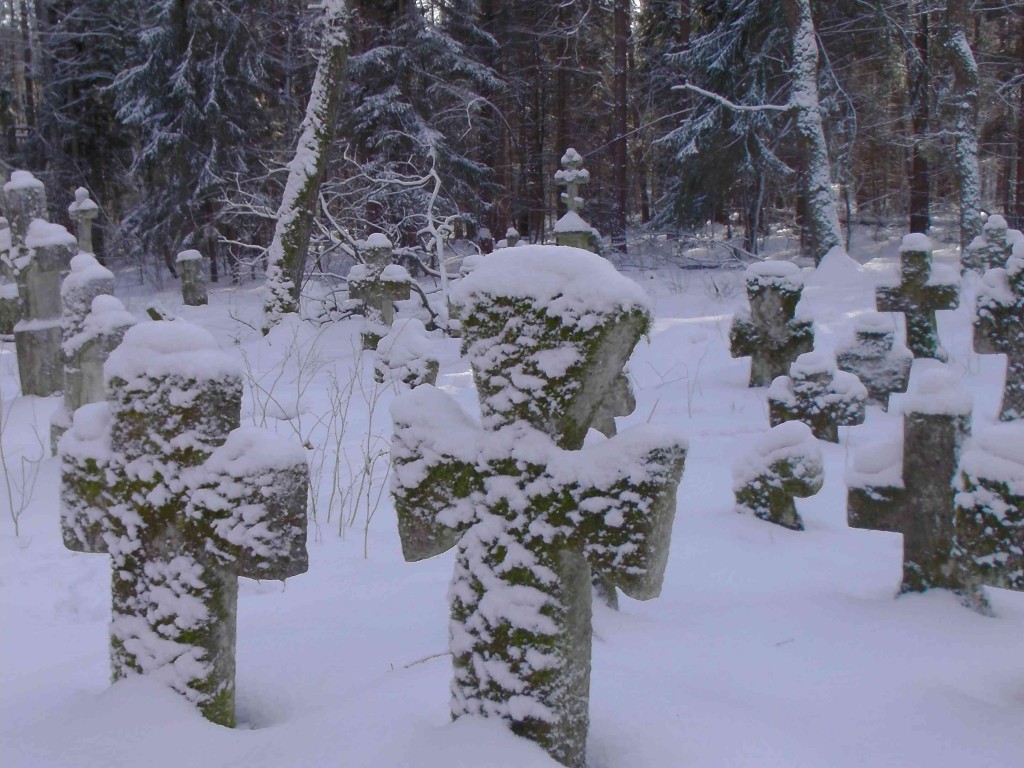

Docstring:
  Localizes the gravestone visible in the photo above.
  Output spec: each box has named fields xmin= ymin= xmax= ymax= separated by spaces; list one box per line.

xmin=347 ymin=234 xmax=412 ymax=349
xmin=733 ymin=421 xmax=824 ymax=530
xmin=505 ymin=227 xmax=521 ymax=247
xmin=374 ymin=317 xmax=439 ymax=388
xmin=67 ymin=187 xmax=98 ymax=254
xmin=835 ymin=312 xmax=912 ymax=411
xmin=50 ymin=253 xmax=128 ymax=449
xmin=391 ymin=245 xmax=686 ymax=768
xmin=767 ymin=351 xmax=867 ymax=443
xmin=974 ymin=252 xmax=1024 ymax=421
xmin=554 ymin=148 xmax=600 ymax=253
xmin=953 ymin=421 xmax=1024 ymax=614
xmin=0 ymin=216 xmax=17 ymax=334
xmin=4 ymin=171 xmax=76 ymax=396
xmin=847 ymin=366 xmax=972 ymax=594
xmin=60 ymin=320 xmax=309 ymax=726
xmin=177 ymin=249 xmax=209 ymax=306
xmin=729 ymin=261 xmax=814 ymax=387
xmin=478 ymin=227 xmax=494 ymax=254
xmin=875 ymin=234 xmax=959 ymax=361
xmin=962 ymin=214 xmax=1022 ymax=274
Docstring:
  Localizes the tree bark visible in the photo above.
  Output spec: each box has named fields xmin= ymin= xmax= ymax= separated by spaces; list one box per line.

xmin=611 ymin=0 xmax=629 ymax=247
xmin=908 ymin=6 xmax=931 ymax=234
xmin=943 ymin=0 xmax=981 ymax=251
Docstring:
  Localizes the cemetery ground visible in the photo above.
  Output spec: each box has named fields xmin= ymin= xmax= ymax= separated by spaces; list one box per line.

xmin=2 ymin=229 xmax=1023 ymax=767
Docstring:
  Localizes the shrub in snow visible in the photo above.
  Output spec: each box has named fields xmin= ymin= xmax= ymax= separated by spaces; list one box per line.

xmin=176 ymin=249 xmax=208 ymax=306
xmin=847 ymin=365 xmax=972 ymax=594
xmin=59 ymin=320 xmax=309 ymax=727
xmin=875 ymin=234 xmax=959 ymax=361
xmin=953 ymin=422 xmax=1024 ymax=614
xmin=67 ymin=186 xmax=98 ymax=254
xmin=974 ymin=252 xmax=1024 ymax=422
xmin=391 ymin=246 xmax=686 ymax=768
xmin=962 ymin=214 xmax=1023 ymax=274
xmin=374 ymin=317 xmax=439 ymax=388
xmin=767 ymin=351 xmax=866 ymax=443
xmin=729 ymin=261 xmax=814 ymax=387
xmin=835 ymin=313 xmax=912 ymax=411
xmin=347 ymin=234 xmax=412 ymax=349
xmin=733 ymin=421 xmax=823 ymax=530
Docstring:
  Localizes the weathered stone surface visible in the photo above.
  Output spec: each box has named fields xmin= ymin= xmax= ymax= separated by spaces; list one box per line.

xmin=554 ymin=148 xmax=600 ymax=254
xmin=60 ymin=321 xmax=309 ymax=726
xmin=374 ymin=317 xmax=439 ymax=388
xmin=591 ymin=371 xmax=636 ymax=439
xmin=952 ymin=422 xmax=1024 ymax=614
xmin=962 ymin=214 xmax=1023 ymax=274
xmin=974 ymin=251 xmax=1024 ymax=421
xmin=847 ymin=366 xmax=972 ymax=594
xmin=3 ymin=170 xmax=47 ymax=238
xmin=875 ymin=234 xmax=959 ymax=361
xmin=767 ymin=351 xmax=866 ymax=443
xmin=729 ymin=261 xmax=814 ymax=387
xmin=177 ymin=249 xmax=209 ymax=306
xmin=733 ymin=421 xmax=823 ymax=530
xmin=835 ymin=312 xmax=912 ymax=411
xmin=347 ymin=234 xmax=412 ymax=349
xmin=0 ymin=216 xmax=18 ymax=334
xmin=391 ymin=246 xmax=685 ymax=767
xmin=67 ymin=186 xmax=99 ymax=254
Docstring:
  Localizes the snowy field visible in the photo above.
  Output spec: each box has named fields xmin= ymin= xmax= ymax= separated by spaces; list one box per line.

xmin=2 ymin=233 xmax=1023 ymax=767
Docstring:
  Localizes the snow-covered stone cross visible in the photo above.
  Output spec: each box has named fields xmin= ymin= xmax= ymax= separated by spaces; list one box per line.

xmin=554 ymin=148 xmax=599 ymax=253
xmin=875 ymin=234 xmax=959 ymax=361
xmin=767 ymin=351 xmax=866 ymax=443
xmin=835 ymin=313 xmax=912 ymax=411
xmin=391 ymin=246 xmax=686 ymax=768
xmin=733 ymin=421 xmax=823 ymax=530
xmin=60 ymin=320 xmax=309 ymax=727
xmin=847 ymin=366 xmax=971 ymax=594
xmin=347 ymin=234 xmax=412 ymax=349
xmin=67 ymin=186 xmax=99 ymax=254
xmin=729 ymin=261 xmax=814 ymax=387
xmin=962 ymin=214 xmax=1022 ymax=274
xmin=176 ymin=249 xmax=209 ymax=306
xmin=974 ymin=251 xmax=1024 ymax=422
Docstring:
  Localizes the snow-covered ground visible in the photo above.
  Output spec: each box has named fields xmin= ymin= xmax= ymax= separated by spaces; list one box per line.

xmin=2 ymin=233 xmax=1022 ymax=767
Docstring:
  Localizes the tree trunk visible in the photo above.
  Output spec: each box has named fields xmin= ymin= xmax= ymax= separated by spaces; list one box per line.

xmin=611 ymin=0 xmax=629 ymax=247
xmin=943 ymin=0 xmax=981 ymax=251
xmin=908 ymin=6 xmax=931 ymax=234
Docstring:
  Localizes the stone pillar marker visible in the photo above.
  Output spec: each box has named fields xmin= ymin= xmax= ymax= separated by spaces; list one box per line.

xmin=835 ymin=312 xmax=912 ymax=411
xmin=733 ymin=421 xmax=824 ymax=530
xmin=373 ymin=317 xmax=440 ymax=388
xmin=347 ymin=234 xmax=412 ymax=349
xmin=67 ymin=187 xmax=98 ymax=254
xmin=391 ymin=247 xmax=686 ymax=768
xmin=505 ymin=227 xmax=520 ymax=247
xmin=0 ymin=215 xmax=18 ymax=334
xmin=974 ymin=251 xmax=1024 ymax=421
xmin=60 ymin=320 xmax=309 ymax=726
xmin=554 ymin=148 xmax=599 ymax=253
xmin=176 ymin=249 xmax=209 ymax=306
xmin=847 ymin=365 xmax=972 ymax=595
xmin=729 ymin=261 xmax=814 ymax=387
xmin=962 ymin=214 xmax=1022 ymax=274
xmin=4 ymin=170 xmax=77 ymax=396
xmin=767 ymin=351 xmax=867 ymax=443
xmin=875 ymin=234 xmax=959 ymax=361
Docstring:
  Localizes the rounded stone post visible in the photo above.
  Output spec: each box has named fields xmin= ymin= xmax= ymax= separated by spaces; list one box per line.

xmin=67 ymin=187 xmax=99 ymax=254
xmin=177 ymin=249 xmax=209 ymax=306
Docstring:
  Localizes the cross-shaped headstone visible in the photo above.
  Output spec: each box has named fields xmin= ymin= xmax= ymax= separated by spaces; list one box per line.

xmin=953 ymin=422 xmax=1024 ymax=614
xmin=962 ymin=214 xmax=1022 ymax=274
xmin=67 ymin=187 xmax=99 ymax=254
xmin=347 ymin=234 xmax=412 ymax=349
xmin=60 ymin=320 xmax=309 ymax=726
xmin=392 ymin=247 xmax=686 ymax=768
xmin=733 ymin=421 xmax=824 ymax=531
xmin=176 ymin=249 xmax=209 ymax=306
xmin=554 ymin=149 xmax=599 ymax=253
xmin=767 ymin=351 xmax=866 ymax=443
xmin=875 ymin=234 xmax=959 ymax=361
xmin=835 ymin=312 xmax=912 ymax=411
xmin=974 ymin=252 xmax=1024 ymax=422
xmin=729 ymin=261 xmax=814 ymax=387
xmin=847 ymin=366 xmax=972 ymax=594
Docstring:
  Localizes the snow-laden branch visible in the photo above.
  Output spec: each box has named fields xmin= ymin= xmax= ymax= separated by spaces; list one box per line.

xmin=672 ymin=83 xmax=794 ymax=114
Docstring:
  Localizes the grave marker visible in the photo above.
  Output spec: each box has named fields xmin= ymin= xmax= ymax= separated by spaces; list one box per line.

xmin=68 ymin=187 xmax=98 ymax=254
xmin=962 ymin=214 xmax=1022 ymax=274
xmin=835 ymin=313 xmax=912 ymax=411
xmin=347 ymin=234 xmax=412 ymax=349
xmin=554 ymin=148 xmax=599 ymax=253
xmin=974 ymin=252 xmax=1024 ymax=421
xmin=176 ymin=249 xmax=209 ymax=306
xmin=767 ymin=351 xmax=867 ymax=443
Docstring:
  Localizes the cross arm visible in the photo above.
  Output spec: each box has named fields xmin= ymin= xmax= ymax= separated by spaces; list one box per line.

xmin=729 ymin=312 xmax=761 ymax=358
xmin=59 ymin=402 xmax=113 ymax=553
xmin=847 ymin=483 xmax=907 ymax=534
xmin=923 ymin=283 xmax=959 ymax=312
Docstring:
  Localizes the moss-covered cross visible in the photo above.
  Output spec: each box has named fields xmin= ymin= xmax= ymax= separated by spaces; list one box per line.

xmin=875 ymin=234 xmax=959 ymax=360
xmin=391 ymin=247 xmax=686 ymax=768
xmin=974 ymin=254 xmax=1024 ymax=422
xmin=347 ymin=234 xmax=412 ymax=349
xmin=835 ymin=313 xmax=912 ymax=411
xmin=60 ymin=321 xmax=309 ymax=727
xmin=767 ymin=352 xmax=866 ymax=443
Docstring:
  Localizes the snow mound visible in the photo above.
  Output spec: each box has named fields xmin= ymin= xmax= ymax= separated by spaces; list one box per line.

xmin=105 ymin=320 xmax=240 ymax=384
xmin=25 ymin=219 xmax=75 ymax=249
xmin=3 ymin=170 xmax=43 ymax=192
xmin=959 ymin=422 xmax=1024 ymax=494
xmin=902 ymin=363 xmax=972 ymax=416
xmin=176 ymin=250 xmax=202 ymax=263
xmin=900 ymin=233 xmax=932 ymax=253
xmin=732 ymin=421 xmax=820 ymax=488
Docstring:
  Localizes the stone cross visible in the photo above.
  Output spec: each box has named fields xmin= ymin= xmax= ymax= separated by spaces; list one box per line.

xmin=729 ymin=261 xmax=814 ymax=387
xmin=60 ymin=320 xmax=309 ymax=726
xmin=347 ymin=234 xmax=412 ymax=349
xmin=373 ymin=317 xmax=439 ymax=388
xmin=176 ymin=249 xmax=209 ymax=306
xmin=962 ymin=214 xmax=1022 ymax=274
xmin=554 ymin=149 xmax=599 ymax=252
xmin=974 ymin=252 xmax=1024 ymax=421
xmin=767 ymin=351 xmax=867 ymax=443
xmin=733 ymin=421 xmax=824 ymax=530
xmin=3 ymin=170 xmax=76 ymax=396
xmin=875 ymin=234 xmax=959 ymax=361
xmin=835 ymin=313 xmax=912 ymax=411
xmin=67 ymin=187 xmax=99 ymax=254
xmin=391 ymin=248 xmax=686 ymax=768
xmin=953 ymin=422 xmax=1024 ymax=614
xmin=847 ymin=366 xmax=971 ymax=594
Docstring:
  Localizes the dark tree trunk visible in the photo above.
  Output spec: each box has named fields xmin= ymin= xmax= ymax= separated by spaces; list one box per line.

xmin=908 ymin=7 xmax=931 ymax=234
xmin=611 ymin=0 xmax=629 ymax=246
